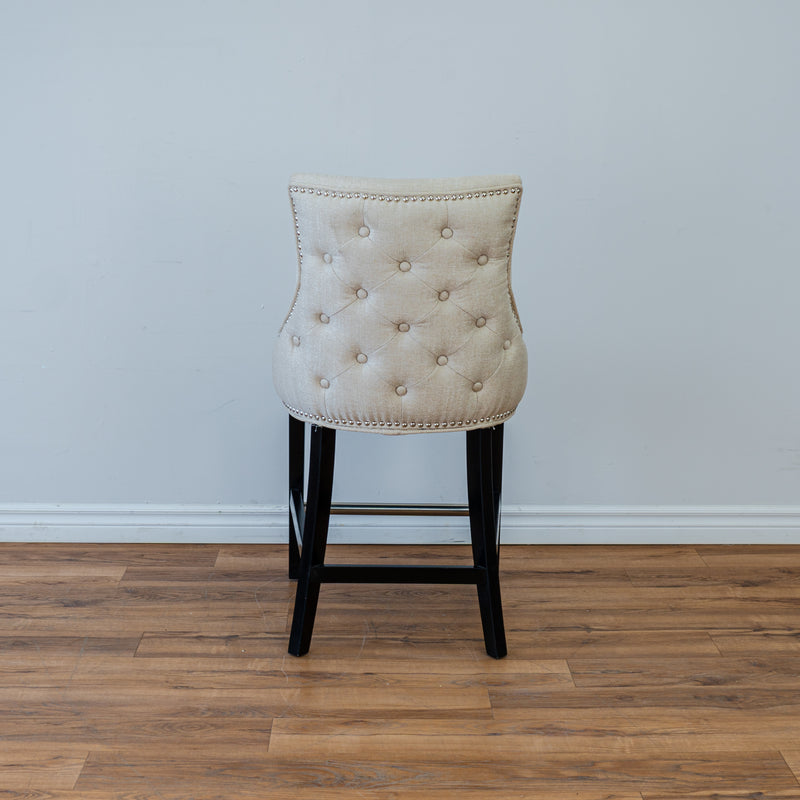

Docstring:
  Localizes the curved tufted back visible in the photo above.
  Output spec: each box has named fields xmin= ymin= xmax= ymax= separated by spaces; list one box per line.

xmin=272 ymin=174 xmax=527 ymax=434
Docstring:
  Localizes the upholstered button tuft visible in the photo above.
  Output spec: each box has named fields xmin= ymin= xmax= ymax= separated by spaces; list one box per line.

xmin=437 ymin=355 xmax=448 ymax=366
xmin=291 ymin=335 xmax=300 ymax=346
xmin=477 ymin=254 xmax=489 ymax=266
xmin=319 ymin=313 xmax=330 ymax=324
xmin=356 ymin=288 xmax=368 ymax=299
xmin=441 ymin=227 xmax=453 ymax=239
xmin=398 ymin=322 xmax=410 ymax=332
xmin=475 ymin=317 xmax=486 ymax=328
xmin=319 ymin=378 xmax=330 ymax=389
xmin=395 ymin=385 xmax=407 ymax=396
xmin=398 ymin=260 xmax=411 ymax=272
xmin=503 ymin=339 xmax=511 ymax=350
xmin=472 ymin=382 xmax=483 ymax=392
xmin=438 ymin=290 xmax=449 ymax=301
xmin=323 ymin=253 xmax=333 ymax=264
xmin=358 ymin=226 xmax=370 ymax=237
xmin=356 ymin=353 xmax=368 ymax=364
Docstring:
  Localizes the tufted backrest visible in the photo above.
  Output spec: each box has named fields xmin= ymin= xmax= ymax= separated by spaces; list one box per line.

xmin=272 ymin=174 xmax=527 ymax=434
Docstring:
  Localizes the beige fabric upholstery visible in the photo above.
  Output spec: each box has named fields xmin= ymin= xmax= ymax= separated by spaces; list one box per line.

xmin=272 ymin=174 xmax=527 ymax=434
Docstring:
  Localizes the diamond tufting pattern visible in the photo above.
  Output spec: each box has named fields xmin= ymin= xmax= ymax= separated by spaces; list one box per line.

xmin=272 ymin=174 xmax=528 ymax=434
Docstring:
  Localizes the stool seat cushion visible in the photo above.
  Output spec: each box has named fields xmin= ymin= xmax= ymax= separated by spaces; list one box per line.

xmin=272 ymin=174 xmax=527 ymax=434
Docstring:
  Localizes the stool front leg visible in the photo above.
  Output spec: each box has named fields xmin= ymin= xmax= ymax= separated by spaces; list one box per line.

xmin=467 ymin=425 xmax=507 ymax=659
xmin=288 ymin=424 xmax=336 ymax=656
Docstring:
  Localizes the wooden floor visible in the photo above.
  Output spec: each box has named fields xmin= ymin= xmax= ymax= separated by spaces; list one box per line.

xmin=2 ymin=543 xmax=800 ymax=798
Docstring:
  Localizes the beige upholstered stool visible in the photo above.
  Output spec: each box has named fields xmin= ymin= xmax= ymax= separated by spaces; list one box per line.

xmin=273 ymin=174 xmax=527 ymax=657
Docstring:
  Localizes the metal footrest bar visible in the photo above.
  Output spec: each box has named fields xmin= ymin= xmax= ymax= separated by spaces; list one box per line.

xmin=330 ymin=503 xmax=469 ymax=516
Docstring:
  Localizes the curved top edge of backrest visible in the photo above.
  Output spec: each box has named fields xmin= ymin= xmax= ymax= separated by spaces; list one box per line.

xmin=288 ymin=173 xmax=522 ymax=197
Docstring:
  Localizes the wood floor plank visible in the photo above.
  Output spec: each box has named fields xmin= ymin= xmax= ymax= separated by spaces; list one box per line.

xmin=0 ymin=564 xmax=126 ymax=581
xmin=505 ymin=630 xmax=720 ymax=658
xmin=0 ymin=746 xmax=87 ymax=791
xmin=0 ymin=685 xmax=492 ymax=719
xmin=490 ymin=686 xmax=800 ymax=714
xmin=180 ymin=630 xmax=716 ymax=661
xmin=72 ymin=751 xmax=800 ymax=794
xmin=0 ymin=635 xmax=140 ymax=656
xmin=710 ymin=629 xmax=800 ymax=655
xmin=214 ymin=543 xmax=707 ymax=570
xmin=0 ymin=542 xmax=220 ymax=566
xmin=0 ymin=602 xmax=290 ymax=635
xmin=500 ymin=601 xmax=800 ymax=632
xmin=268 ymin=729 xmax=800 ymax=760
xmin=695 ymin=545 xmax=800 ymax=567
xmin=497 ymin=545 xmax=709 ymax=569
xmin=269 ymin=709 xmax=800 ymax=762
xmin=7 ymin=790 xmax=644 ymax=800
xmin=568 ymin=655 xmax=800 ymax=689
xmin=214 ymin=544 xmax=475 ymax=573
xmin=134 ymin=631 xmax=575 ymax=670
xmin=26 ymin=653 xmax=570 ymax=690
xmin=271 ymin=708 xmax=800 ymax=740
xmin=643 ymin=792 xmax=800 ymax=800
xmin=0 ymin=715 xmax=271 ymax=751
xmin=117 ymin=566 xmax=295 ymax=585
xmin=626 ymin=566 xmax=800 ymax=588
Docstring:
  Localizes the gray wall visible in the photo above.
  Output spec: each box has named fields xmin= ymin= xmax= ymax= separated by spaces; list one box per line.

xmin=1 ymin=1 xmax=799 ymax=539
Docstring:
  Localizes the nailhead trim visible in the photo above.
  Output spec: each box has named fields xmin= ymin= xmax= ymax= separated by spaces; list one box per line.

xmin=506 ymin=191 xmax=523 ymax=332
xmin=283 ymin=403 xmax=515 ymax=430
xmin=277 ymin=194 xmax=304 ymax=332
xmin=289 ymin=185 xmax=521 ymax=202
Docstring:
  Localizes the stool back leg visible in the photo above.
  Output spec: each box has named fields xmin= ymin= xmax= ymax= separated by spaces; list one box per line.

xmin=467 ymin=424 xmax=508 ymax=658
xmin=288 ymin=416 xmax=305 ymax=579
xmin=288 ymin=424 xmax=336 ymax=656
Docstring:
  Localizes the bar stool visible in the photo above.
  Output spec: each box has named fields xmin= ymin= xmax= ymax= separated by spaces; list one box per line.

xmin=272 ymin=174 xmax=527 ymax=657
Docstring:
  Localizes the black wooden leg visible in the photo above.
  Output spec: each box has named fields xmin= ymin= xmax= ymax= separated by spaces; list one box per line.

xmin=491 ymin=423 xmax=504 ymax=546
xmin=288 ymin=415 xmax=305 ymax=579
xmin=467 ymin=425 xmax=507 ymax=659
xmin=288 ymin=424 xmax=336 ymax=656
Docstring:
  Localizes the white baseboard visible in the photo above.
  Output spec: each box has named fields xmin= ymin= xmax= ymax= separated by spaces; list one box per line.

xmin=2 ymin=503 xmax=800 ymax=544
